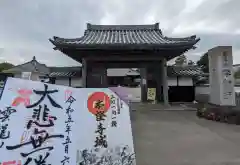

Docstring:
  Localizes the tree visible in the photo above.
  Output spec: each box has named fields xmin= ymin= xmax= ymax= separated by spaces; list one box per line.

xmin=197 ymin=52 xmax=209 ymax=73
xmin=175 ymin=55 xmax=187 ymax=66
xmin=0 ymin=62 xmax=14 ymax=72
xmin=188 ymin=60 xmax=195 ymax=66
xmin=234 ymin=69 xmax=240 ymax=79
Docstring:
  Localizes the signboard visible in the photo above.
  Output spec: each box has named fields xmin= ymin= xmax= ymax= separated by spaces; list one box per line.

xmin=0 ymin=78 xmax=79 ymax=165
xmin=76 ymin=89 xmax=136 ymax=165
xmin=209 ymin=46 xmax=235 ymax=106
xmin=0 ymin=78 xmax=136 ymax=165
xmin=147 ymin=88 xmax=156 ymax=101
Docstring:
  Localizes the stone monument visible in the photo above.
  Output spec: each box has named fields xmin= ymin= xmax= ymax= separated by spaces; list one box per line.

xmin=208 ymin=46 xmax=235 ymax=106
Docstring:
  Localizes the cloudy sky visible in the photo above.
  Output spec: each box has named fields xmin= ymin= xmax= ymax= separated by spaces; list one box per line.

xmin=0 ymin=0 xmax=239 ymax=66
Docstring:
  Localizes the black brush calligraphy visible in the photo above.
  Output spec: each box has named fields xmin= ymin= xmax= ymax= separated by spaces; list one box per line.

xmin=61 ymin=95 xmax=76 ymax=165
xmin=110 ymin=94 xmax=118 ymax=128
xmin=14 ymin=84 xmax=64 ymax=165
xmin=26 ymin=84 xmax=62 ymax=109
xmin=0 ymin=106 xmax=16 ymax=122
xmin=0 ymin=106 xmax=16 ymax=148
xmin=94 ymin=111 xmax=108 ymax=148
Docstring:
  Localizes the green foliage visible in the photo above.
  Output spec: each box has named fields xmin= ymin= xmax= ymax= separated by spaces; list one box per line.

xmin=175 ymin=55 xmax=187 ymax=66
xmin=197 ymin=52 xmax=209 ymax=73
xmin=234 ymin=69 xmax=240 ymax=79
xmin=0 ymin=62 xmax=14 ymax=72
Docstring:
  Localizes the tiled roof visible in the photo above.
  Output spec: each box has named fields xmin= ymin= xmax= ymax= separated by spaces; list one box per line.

xmin=47 ymin=67 xmax=203 ymax=78
xmin=167 ymin=66 xmax=204 ymax=77
xmin=3 ymin=56 xmax=50 ymax=74
xmin=49 ymin=72 xmax=78 ymax=77
xmin=49 ymin=66 xmax=81 ymax=72
xmin=49 ymin=23 xmax=200 ymax=50
xmin=48 ymin=66 xmax=81 ymax=77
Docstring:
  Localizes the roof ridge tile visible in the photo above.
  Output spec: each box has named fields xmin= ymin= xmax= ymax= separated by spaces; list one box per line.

xmin=87 ymin=23 xmax=160 ymax=31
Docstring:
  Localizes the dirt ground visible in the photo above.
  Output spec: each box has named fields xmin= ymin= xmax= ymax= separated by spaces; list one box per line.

xmin=131 ymin=110 xmax=240 ymax=165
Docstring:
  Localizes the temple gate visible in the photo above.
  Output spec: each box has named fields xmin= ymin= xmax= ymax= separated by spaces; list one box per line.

xmin=50 ymin=23 xmax=200 ymax=105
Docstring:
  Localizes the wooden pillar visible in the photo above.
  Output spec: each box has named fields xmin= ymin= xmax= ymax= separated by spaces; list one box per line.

xmin=86 ymin=64 xmax=108 ymax=88
xmin=82 ymin=58 xmax=87 ymax=88
xmin=69 ymin=77 xmax=72 ymax=87
xmin=155 ymin=65 xmax=163 ymax=102
xmin=100 ymin=67 xmax=108 ymax=88
xmin=161 ymin=58 xmax=169 ymax=106
xmin=140 ymin=68 xmax=148 ymax=102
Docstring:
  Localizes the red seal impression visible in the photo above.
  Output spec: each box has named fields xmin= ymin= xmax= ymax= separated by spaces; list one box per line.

xmin=87 ymin=92 xmax=110 ymax=115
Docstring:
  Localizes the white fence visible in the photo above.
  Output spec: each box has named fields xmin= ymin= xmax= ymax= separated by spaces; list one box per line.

xmin=195 ymin=86 xmax=240 ymax=106
xmin=195 ymin=86 xmax=240 ymax=95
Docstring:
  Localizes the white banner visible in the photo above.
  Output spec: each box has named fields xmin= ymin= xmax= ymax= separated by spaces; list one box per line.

xmin=0 ymin=78 xmax=80 ymax=165
xmin=76 ymin=89 xmax=136 ymax=165
xmin=0 ymin=78 xmax=136 ymax=165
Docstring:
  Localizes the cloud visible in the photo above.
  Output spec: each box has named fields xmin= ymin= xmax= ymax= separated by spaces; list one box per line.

xmin=171 ymin=0 xmax=240 ymax=35
xmin=0 ymin=0 xmax=240 ymax=66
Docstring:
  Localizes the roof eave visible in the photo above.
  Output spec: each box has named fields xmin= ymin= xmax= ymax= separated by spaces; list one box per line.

xmin=50 ymin=40 xmax=199 ymax=51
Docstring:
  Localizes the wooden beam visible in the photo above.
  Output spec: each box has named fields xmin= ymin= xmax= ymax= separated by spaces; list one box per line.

xmin=85 ymin=55 xmax=164 ymax=61
xmin=87 ymin=61 xmax=162 ymax=68
xmin=61 ymin=48 xmax=188 ymax=62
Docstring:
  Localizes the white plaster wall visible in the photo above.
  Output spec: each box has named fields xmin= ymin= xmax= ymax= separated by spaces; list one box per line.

xmin=168 ymin=77 xmax=177 ymax=86
xmin=167 ymin=77 xmax=193 ymax=86
xmin=195 ymin=86 xmax=240 ymax=95
xmin=71 ymin=78 xmax=82 ymax=87
xmin=55 ymin=79 xmax=69 ymax=86
xmin=13 ymin=73 xmax=21 ymax=78
xmin=31 ymin=73 xmax=41 ymax=81
xmin=195 ymin=86 xmax=210 ymax=95
xmin=123 ymin=87 xmax=141 ymax=102
xmin=55 ymin=78 xmax=82 ymax=87
xmin=236 ymin=87 xmax=240 ymax=92
xmin=13 ymin=72 xmax=42 ymax=81
xmin=178 ymin=77 xmax=193 ymax=86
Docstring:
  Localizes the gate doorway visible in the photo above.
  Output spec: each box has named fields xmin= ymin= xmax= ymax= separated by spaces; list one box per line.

xmin=169 ymin=86 xmax=195 ymax=102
